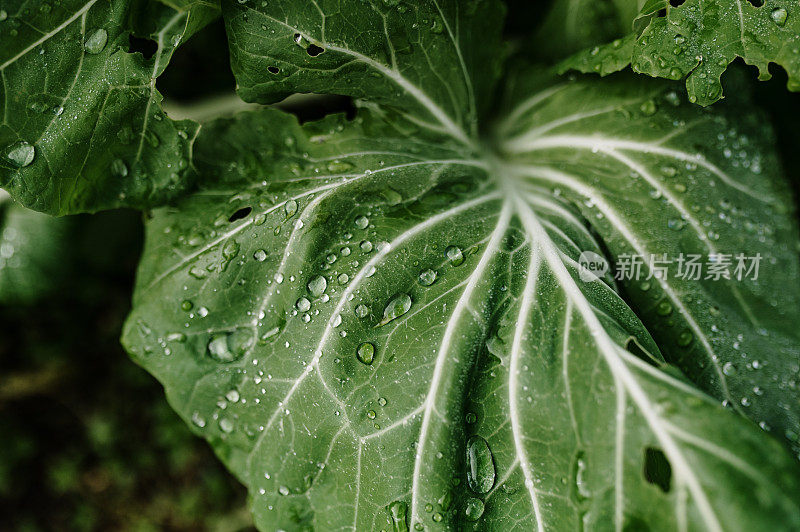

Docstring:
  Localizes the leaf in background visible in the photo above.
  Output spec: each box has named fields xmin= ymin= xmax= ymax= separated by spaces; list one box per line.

xmin=0 ymin=193 xmax=72 ymax=304
xmin=559 ymin=0 xmax=800 ymax=106
xmin=222 ymin=0 xmax=505 ymax=144
xmin=124 ymin=94 xmax=800 ymax=530
xmin=0 ymin=0 xmax=219 ymax=215
xmin=532 ymin=0 xmax=644 ymax=60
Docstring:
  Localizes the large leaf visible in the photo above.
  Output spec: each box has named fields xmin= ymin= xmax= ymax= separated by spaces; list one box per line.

xmin=559 ymin=0 xmax=800 ymax=106
xmin=0 ymin=0 xmax=219 ymax=214
xmin=124 ymin=84 xmax=800 ymax=530
xmin=222 ymin=0 xmax=505 ymax=145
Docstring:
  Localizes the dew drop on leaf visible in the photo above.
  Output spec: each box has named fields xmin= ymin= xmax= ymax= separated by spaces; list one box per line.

xmin=357 ymin=342 xmax=375 ymax=365
xmin=445 ymin=245 xmax=464 ymax=266
xmin=254 ymin=249 xmax=267 ymax=262
xmin=219 ymin=417 xmax=234 ymax=433
xmin=388 ymin=500 xmax=409 ymax=532
xmin=5 ymin=142 xmax=35 ymax=167
xmin=466 ymin=435 xmax=495 ymax=494
xmin=111 ymin=158 xmax=128 ymax=177
xmin=207 ymin=328 xmax=253 ymax=363
xmin=639 ymin=100 xmax=657 ymax=116
xmin=677 ymin=330 xmax=694 ymax=347
xmin=354 ymin=215 xmax=369 ymax=229
xmin=418 ymin=268 xmax=437 ymax=286
xmin=378 ymin=293 xmax=412 ymax=326
xmin=464 ymin=497 xmax=484 ymax=521
xmin=355 ymin=304 xmax=369 ymax=318
xmin=84 ymin=28 xmax=108 ymax=54
xmin=296 ymin=297 xmax=311 ymax=312
xmin=327 ymin=160 xmax=353 ymax=172
xmin=307 ymin=275 xmax=327 ymax=297
xmin=771 ymin=7 xmax=788 ymax=27
xmin=225 ymin=389 xmax=240 ymax=402
xmin=222 ymin=238 xmax=240 ymax=260
xmin=191 ymin=412 xmax=206 ymax=428
xmin=284 ymin=199 xmax=298 ymax=217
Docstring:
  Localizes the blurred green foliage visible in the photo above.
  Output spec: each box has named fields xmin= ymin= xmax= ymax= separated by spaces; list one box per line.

xmin=0 ymin=209 xmax=253 ymax=531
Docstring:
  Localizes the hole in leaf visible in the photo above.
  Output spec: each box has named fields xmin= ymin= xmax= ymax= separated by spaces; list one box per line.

xmin=643 ymin=447 xmax=672 ymax=492
xmin=656 ymin=8 xmax=667 ymax=17
xmin=746 ymin=0 xmax=764 ymax=6
xmin=268 ymin=66 xmax=280 ymax=74
xmin=306 ymin=44 xmax=325 ymax=57
xmin=228 ymin=207 xmax=252 ymax=222
xmin=128 ymin=34 xmax=158 ymax=59
xmin=277 ymin=95 xmax=356 ymax=123
xmin=668 ymin=0 xmax=686 ymax=6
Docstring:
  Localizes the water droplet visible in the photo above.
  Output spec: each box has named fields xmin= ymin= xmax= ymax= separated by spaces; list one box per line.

xmin=771 ymin=7 xmax=788 ymax=27
xmin=207 ymin=328 xmax=254 ymax=363
xmin=254 ymin=249 xmax=267 ymax=261
xmin=466 ymin=435 xmax=495 ymax=494
xmin=307 ymin=275 xmax=327 ymax=297
xmin=388 ymin=500 xmax=409 ymax=532
xmin=327 ymin=160 xmax=353 ymax=172
xmin=191 ymin=412 xmax=206 ymax=428
xmin=222 ymin=239 xmax=240 ymax=260
xmin=418 ymin=269 xmax=437 ymax=286
xmin=677 ymin=330 xmax=693 ymax=347
xmin=465 ymin=412 xmax=477 ymax=424
xmin=367 ymin=409 xmax=377 ymax=419
xmin=0 ymin=10 xmax=7 ymax=21
xmin=445 ymin=246 xmax=464 ymax=266
xmin=722 ymin=362 xmax=737 ymax=375
xmin=360 ymin=240 xmax=373 ymax=253
xmin=225 ymin=389 xmax=240 ymax=402
xmin=656 ymin=301 xmax=673 ymax=316
xmin=378 ymin=397 xmax=387 ymax=406
xmin=219 ymin=417 xmax=234 ymax=433
xmin=354 ymin=215 xmax=369 ymax=229
xmin=167 ymin=332 xmax=186 ymax=343
xmin=284 ymin=199 xmax=298 ymax=217
xmin=357 ymin=342 xmax=375 ymax=365
xmin=5 ymin=142 xmax=35 ymax=167
xmin=84 ymin=28 xmax=108 ymax=54
xmin=278 ymin=485 xmax=290 ymax=496
xmin=296 ymin=297 xmax=311 ymax=312
xmin=378 ymin=294 xmax=412 ymax=326
xmin=355 ymin=304 xmax=369 ymax=318
xmin=639 ymin=100 xmax=657 ymax=116
xmin=189 ymin=266 xmax=207 ymax=279
xmin=464 ymin=498 xmax=484 ymax=521
xmin=111 ymin=158 xmax=128 ymax=177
